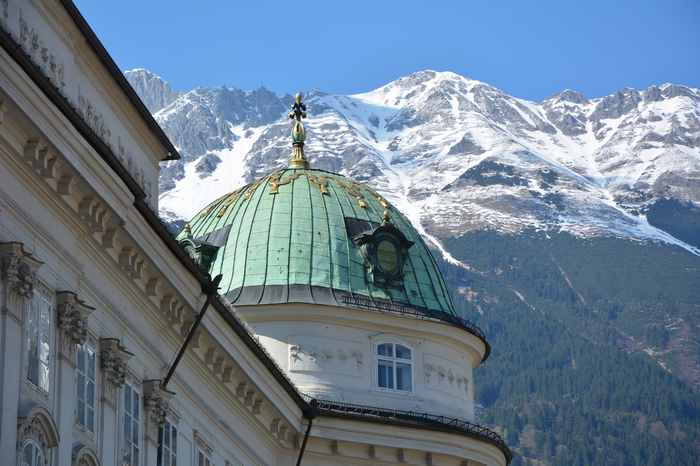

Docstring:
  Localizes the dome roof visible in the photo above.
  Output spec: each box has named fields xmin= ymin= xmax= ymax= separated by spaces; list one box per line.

xmin=179 ymin=167 xmax=457 ymax=317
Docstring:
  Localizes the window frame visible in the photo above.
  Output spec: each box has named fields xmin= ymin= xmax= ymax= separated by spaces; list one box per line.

xmin=196 ymin=445 xmax=212 ymax=466
xmin=25 ymin=284 xmax=53 ymax=394
xmin=20 ymin=438 xmax=46 ymax=466
xmin=157 ymin=418 xmax=178 ymax=466
xmin=122 ymin=381 xmax=142 ymax=466
xmin=374 ymin=341 xmax=414 ymax=393
xmin=75 ymin=339 xmax=98 ymax=434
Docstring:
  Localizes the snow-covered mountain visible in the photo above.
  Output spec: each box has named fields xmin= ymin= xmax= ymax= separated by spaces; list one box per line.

xmin=124 ymin=69 xmax=700 ymax=257
xmin=125 ymin=68 xmax=180 ymax=113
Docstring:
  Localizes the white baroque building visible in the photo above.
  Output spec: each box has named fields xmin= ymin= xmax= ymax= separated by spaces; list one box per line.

xmin=0 ymin=2 xmax=511 ymax=466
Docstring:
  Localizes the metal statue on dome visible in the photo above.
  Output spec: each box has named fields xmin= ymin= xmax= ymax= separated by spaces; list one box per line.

xmin=288 ymin=92 xmax=309 ymax=168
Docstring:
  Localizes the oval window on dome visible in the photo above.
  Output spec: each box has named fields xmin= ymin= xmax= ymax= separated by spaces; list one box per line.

xmin=376 ymin=239 xmax=399 ymax=274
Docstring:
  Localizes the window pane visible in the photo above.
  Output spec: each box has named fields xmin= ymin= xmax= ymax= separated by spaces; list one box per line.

xmin=77 ymin=374 xmax=86 ymax=401
xmin=78 ymin=399 xmax=85 ymax=425
xmin=133 ymin=393 xmax=140 ymax=419
xmin=396 ymin=345 xmax=411 ymax=360
xmin=87 ymin=380 xmax=95 ymax=405
xmin=125 ymin=387 xmax=132 ymax=412
xmin=396 ymin=362 xmax=412 ymax=391
xmin=77 ymin=346 xmax=86 ymax=371
xmin=87 ymin=406 xmax=95 ymax=431
xmin=23 ymin=443 xmax=34 ymax=466
xmin=377 ymin=343 xmax=393 ymax=357
xmin=88 ymin=349 xmax=96 ymax=379
xmin=378 ymin=360 xmax=394 ymax=388
xmin=164 ymin=423 xmax=170 ymax=447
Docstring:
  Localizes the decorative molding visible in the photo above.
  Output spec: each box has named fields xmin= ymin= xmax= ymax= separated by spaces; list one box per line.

xmin=17 ymin=404 xmax=60 ymax=462
xmin=0 ymin=242 xmax=43 ymax=318
xmin=18 ymin=12 xmax=66 ymax=93
xmin=142 ymin=379 xmax=173 ymax=426
xmin=193 ymin=430 xmax=213 ymax=456
xmin=99 ymin=338 xmax=132 ymax=387
xmin=424 ymin=357 xmax=469 ymax=397
xmin=72 ymin=444 xmax=100 ymax=466
xmin=56 ymin=290 xmax=94 ymax=357
xmin=289 ymin=339 xmax=364 ymax=375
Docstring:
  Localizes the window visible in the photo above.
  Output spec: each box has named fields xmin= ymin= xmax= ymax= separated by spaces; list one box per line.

xmin=196 ymin=447 xmax=212 ymax=466
xmin=123 ymin=383 xmax=141 ymax=466
xmin=157 ymin=420 xmax=177 ymax=466
xmin=76 ymin=341 xmax=97 ymax=432
xmin=376 ymin=343 xmax=412 ymax=392
xmin=20 ymin=440 xmax=45 ymax=466
xmin=26 ymin=288 xmax=52 ymax=392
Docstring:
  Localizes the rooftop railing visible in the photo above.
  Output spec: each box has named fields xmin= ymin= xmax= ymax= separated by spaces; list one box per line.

xmin=305 ymin=395 xmax=512 ymax=464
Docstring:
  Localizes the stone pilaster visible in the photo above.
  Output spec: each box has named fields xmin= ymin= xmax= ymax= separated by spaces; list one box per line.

xmin=98 ymin=338 xmax=132 ymax=466
xmin=142 ymin=379 xmax=174 ymax=465
xmin=54 ymin=291 xmax=94 ymax=466
xmin=0 ymin=242 xmax=42 ymax=465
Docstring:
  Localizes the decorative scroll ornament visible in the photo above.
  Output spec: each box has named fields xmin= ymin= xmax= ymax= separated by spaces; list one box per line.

xmin=56 ymin=291 xmax=94 ymax=348
xmin=0 ymin=241 xmax=43 ymax=299
xmin=288 ymin=92 xmax=309 ymax=169
xmin=269 ymin=171 xmax=301 ymax=194
xmin=142 ymin=379 xmax=174 ymax=426
xmin=99 ymin=338 xmax=133 ymax=387
xmin=336 ymin=179 xmax=367 ymax=209
xmin=178 ymin=224 xmax=220 ymax=272
xmin=17 ymin=405 xmax=59 ymax=464
xmin=306 ymin=173 xmax=330 ymax=195
xmin=72 ymin=444 xmax=100 ymax=466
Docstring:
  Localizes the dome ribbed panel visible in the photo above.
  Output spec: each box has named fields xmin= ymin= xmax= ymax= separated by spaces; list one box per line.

xmin=180 ymin=168 xmax=457 ymax=316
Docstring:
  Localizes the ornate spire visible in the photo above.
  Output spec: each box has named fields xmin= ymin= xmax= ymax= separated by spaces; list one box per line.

xmin=288 ymin=92 xmax=309 ymax=169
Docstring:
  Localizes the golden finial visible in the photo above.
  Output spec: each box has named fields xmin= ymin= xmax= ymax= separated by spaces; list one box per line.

xmin=288 ymin=92 xmax=309 ymax=169
xmin=382 ymin=209 xmax=391 ymax=223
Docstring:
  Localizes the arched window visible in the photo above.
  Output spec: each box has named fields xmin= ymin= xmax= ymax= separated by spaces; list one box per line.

xmin=20 ymin=440 xmax=45 ymax=466
xmin=16 ymin=405 xmax=58 ymax=466
xmin=376 ymin=343 xmax=413 ymax=392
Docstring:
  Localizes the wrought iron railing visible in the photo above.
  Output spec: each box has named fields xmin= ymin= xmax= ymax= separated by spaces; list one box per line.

xmin=341 ymin=294 xmax=491 ymax=360
xmin=305 ymin=396 xmax=512 ymax=463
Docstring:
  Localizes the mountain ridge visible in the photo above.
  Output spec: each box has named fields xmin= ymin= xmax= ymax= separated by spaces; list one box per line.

xmin=125 ymin=68 xmax=700 ymax=256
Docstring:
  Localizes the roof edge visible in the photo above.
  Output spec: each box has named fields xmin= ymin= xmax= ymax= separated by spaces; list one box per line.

xmin=59 ymin=0 xmax=180 ymax=161
xmin=308 ymin=396 xmax=512 ymax=464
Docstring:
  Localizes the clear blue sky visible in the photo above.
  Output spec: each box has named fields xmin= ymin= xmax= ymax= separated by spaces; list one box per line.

xmin=75 ymin=0 xmax=700 ymax=101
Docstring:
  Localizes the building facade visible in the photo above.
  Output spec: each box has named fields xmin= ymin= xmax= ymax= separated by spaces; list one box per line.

xmin=0 ymin=1 xmax=510 ymax=465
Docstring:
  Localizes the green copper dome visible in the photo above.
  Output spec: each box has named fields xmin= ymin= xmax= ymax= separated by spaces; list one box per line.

xmin=179 ymin=168 xmax=456 ymax=317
